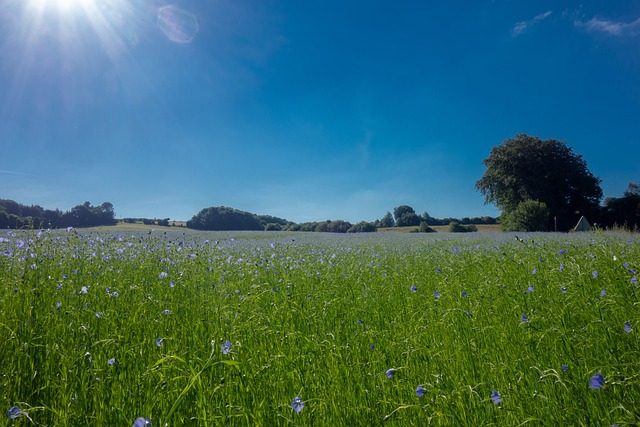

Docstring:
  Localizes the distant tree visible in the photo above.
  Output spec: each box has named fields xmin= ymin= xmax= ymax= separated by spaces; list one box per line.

xmin=348 ymin=221 xmax=377 ymax=233
xmin=265 ymin=223 xmax=282 ymax=231
xmin=476 ymin=134 xmax=602 ymax=231
xmin=600 ymin=182 xmax=640 ymax=229
xmin=0 ymin=210 xmax=9 ymax=229
xmin=187 ymin=206 xmax=263 ymax=231
xmin=379 ymin=211 xmax=395 ymax=228
xmin=449 ymin=221 xmax=477 ymax=233
xmin=392 ymin=205 xmax=422 ymax=227
xmin=501 ymin=200 xmax=549 ymax=232
xmin=327 ymin=220 xmax=352 ymax=233
xmin=418 ymin=221 xmax=436 ymax=233
xmin=393 ymin=205 xmax=415 ymax=222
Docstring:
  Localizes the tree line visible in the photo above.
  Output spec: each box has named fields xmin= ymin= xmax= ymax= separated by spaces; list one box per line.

xmin=3 ymin=134 xmax=637 ymax=232
xmin=0 ymin=200 xmax=116 ymax=229
xmin=476 ymin=134 xmax=640 ymax=232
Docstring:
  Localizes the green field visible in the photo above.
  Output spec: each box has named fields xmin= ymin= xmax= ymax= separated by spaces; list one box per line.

xmin=1 ymin=229 xmax=638 ymax=425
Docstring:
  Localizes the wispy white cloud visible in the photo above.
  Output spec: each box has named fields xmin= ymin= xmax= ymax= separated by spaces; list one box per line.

xmin=511 ymin=10 xmax=553 ymax=37
xmin=0 ymin=169 xmax=38 ymax=177
xmin=576 ymin=16 xmax=640 ymax=37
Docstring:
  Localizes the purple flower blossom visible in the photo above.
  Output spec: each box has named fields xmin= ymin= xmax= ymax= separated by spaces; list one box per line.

xmin=56 ymin=301 xmax=62 ymax=311
xmin=107 ymin=358 xmax=115 ymax=365
xmin=521 ymin=314 xmax=528 ymax=323
xmin=156 ymin=338 xmax=163 ymax=347
xmin=415 ymin=385 xmax=426 ymax=397
xmin=434 ymin=290 xmax=441 ymax=299
xmin=385 ymin=369 xmax=395 ymax=379
xmin=526 ymin=285 xmax=534 ymax=293
xmin=491 ymin=390 xmax=502 ymax=404
xmin=560 ymin=287 xmax=567 ymax=294
xmin=162 ymin=309 xmax=170 ymax=315
xmin=624 ymin=322 xmax=632 ymax=333
xmin=559 ymin=263 xmax=564 ymax=272
xmin=532 ymin=268 xmax=537 ymax=275
xmin=222 ymin=340 xmax=232 ymax=354
xmin=592 ymin=271 xmax=598 ymax=279
xmin=7 ymin=406 xmax=22 ymax=419
xmin=159 ymin=272 xmax=168 ymax=279
xmin=561 ymin=364 xmax=568 ymax=372
xmin=600 ymin=289 xmax=607 ymax=297
xmin=66 ymin=227 xmax=74 ymax=232
xmin=631 ymin=276 xmax=638 ymax=285
xmin=589 ymin=373 xmax=605 ymax=389
xmin=80 ymin=286 xmax=88 ymax=294
xmin=132 ymin=417 xmax=152 ymax=427
xmin=357 ymin=319 xmax=364 ymax=324
xmin=558 ymin=249 xmax=566 ymax=255
xmin=462 ymin=291 xmax=467 ymax=298
xmin=292 ymin=396 xmax=304 ymax=413
xmin=410 ymin=285 xmax=418 ymax=293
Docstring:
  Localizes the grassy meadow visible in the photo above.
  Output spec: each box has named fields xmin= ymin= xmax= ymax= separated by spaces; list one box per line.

xmin=1 ymin=229 xmax=638 ymax=426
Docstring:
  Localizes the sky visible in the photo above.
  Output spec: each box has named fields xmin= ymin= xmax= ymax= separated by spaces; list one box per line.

xmin=1 ymin=0 xmax=639 ymax=223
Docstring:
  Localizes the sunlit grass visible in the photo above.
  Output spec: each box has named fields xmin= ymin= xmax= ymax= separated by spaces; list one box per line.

xmin=1 ymin=230 xmax=638 ymax=425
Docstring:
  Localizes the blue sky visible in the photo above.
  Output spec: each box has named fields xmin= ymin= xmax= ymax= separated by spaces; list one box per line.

xmin=1 ymin=0 xmax=639 ymax=223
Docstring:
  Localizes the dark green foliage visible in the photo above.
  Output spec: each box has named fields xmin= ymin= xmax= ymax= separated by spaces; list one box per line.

xmin=600 ymin=182 xmax=640 ymax=229
xmin=187 ymin=206 xmax=263 ymax=231
xmin=379 ymin=211 xmax=395 ymax=228
xmin=0 ymin=199 xmax=115 ymax=229
xmin=264 ymin=223 xmax=282 ymax=231
xmin=476 ymin=134 xmax=602 ymax=231
xmin=347 ymin=221 xmax=377 ymax=233
xmin=501 ymin=200 xmax=550 ymax=232
xmin=418 ymin=221 xmax=436 ymax=233
xmin=448 ymin=221 xmax=477 ymax=233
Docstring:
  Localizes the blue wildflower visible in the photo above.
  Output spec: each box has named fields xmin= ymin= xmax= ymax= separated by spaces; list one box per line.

xmin=357 ymin=319 xmax=364 ymax=324
xmin=132 ymin=417 xmax=152 ymax=427
xmin=561 ymin=364 xmax=568 ymax=372
xmin=631 ymin=276 xmax=638 ymax=285
xmin=521 ymin=314 xmax=528 ymax=323
xmin=162 ymin=309 xmax=170 ymax=315
xmin=560 ymin=287 xmax=567 ymax=294
xmin=589 ymin=373 xmax=605 ymax=389
xmin=491 ymin=390 xmax=502 ymax=404
xmin=592 ymin=271 xmax=598 ymax=279
xmin=415 ymin=385 xmax=426 ymax=397
xmin=559 ymin=263 xmax=564 ymax=272
xmin=600 ymin=289 xmax=607 ymax=297
xmin=56 ymin=301 xmax=62 ymax=311
xmin=624 ymin=322 xmax=632 ymax=333
xmin=526 ymin=285 xmax=534 ymax=293
xmin=107 ymin=358 xmax=115 ymax=365
xmin=7 ymin=406 xmax=22 ymax=419
xmin=434 ymin=290 xmax=441 ymax=299
xmin=532 ymin=268 xmax=537 ymax=275
xmin=292 ymin=396 xmax=304 ymax=413
xmin=410 ymin=285 xmax=418 ymax=293
xmin=558 ymin=249 xmax=566 ymax=255
xmin=222 ymin=340 xmax=232 ymax=355
xmin=156 ymin=338 xmax=163 ymax=347
xmin=385 ymin=369 xmax=395 ymax=379
xmin=80 ymin=286 xmax=88 ymax=294
xmin=462 ymin=291 xmax=467 ymax=298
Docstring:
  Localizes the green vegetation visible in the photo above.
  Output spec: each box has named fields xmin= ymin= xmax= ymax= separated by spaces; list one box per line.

xmin=1 ymin=230 xmax=638 ymax=425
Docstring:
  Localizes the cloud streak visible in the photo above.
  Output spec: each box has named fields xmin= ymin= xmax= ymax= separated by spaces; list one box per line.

xmin=0 ymin=169 xmax=38 ymax=177
xmin=511 ymin=11 xmax=552 ymax=37
xmin=576 ymin=16 xmax=640 ymax=37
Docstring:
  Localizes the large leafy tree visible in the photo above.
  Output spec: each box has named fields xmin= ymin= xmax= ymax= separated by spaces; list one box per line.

xmin=476 ymin=134 xmax=602 ymax=231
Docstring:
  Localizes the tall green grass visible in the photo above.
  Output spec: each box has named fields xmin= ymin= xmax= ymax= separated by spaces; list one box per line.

xmin=1 ymin=230 xmax=638 ymax=425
